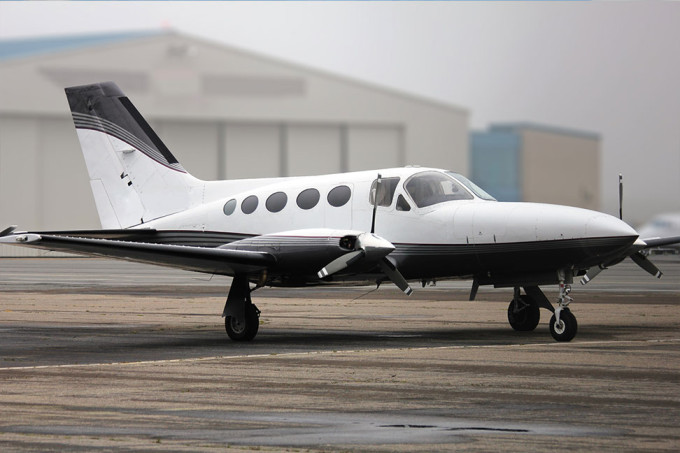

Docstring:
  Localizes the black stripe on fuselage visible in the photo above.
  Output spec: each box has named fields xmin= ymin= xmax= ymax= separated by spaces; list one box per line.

xmin=39 ymin=229 xmax=637 ymax=284
xmin=391 ymin=235 xmax=637 ymax=279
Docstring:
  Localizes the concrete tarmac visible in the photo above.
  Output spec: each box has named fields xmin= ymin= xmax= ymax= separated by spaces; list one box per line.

xmin=0 ymin=257 xmax=679 ymax=451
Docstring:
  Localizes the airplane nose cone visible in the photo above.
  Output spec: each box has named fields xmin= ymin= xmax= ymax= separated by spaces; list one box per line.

xmin=586 ymin=214 xmax=638 ymax=238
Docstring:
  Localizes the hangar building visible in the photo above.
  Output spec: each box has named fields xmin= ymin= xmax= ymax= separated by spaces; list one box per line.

xmin=0 ymin=30 xmax=468 ymax=256
xmin=471 ymin=123 xmax=600 ymax=211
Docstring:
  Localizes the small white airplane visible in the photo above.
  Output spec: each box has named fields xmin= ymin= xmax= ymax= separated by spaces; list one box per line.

xmin=2 ymin=82 xmax=678 ymax=342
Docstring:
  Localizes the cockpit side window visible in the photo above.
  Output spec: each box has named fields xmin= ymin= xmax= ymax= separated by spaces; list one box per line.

xmin=405 ymin=171 xmax=473 ymax=208
xmin=396 ymin=194 xmax=411 ymax=212
xmin=369 ymin=177 xmax=400 ymax=207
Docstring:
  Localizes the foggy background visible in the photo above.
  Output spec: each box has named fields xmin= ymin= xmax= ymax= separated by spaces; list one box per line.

xmin=1 ymin=1 xmax=678 ymax=226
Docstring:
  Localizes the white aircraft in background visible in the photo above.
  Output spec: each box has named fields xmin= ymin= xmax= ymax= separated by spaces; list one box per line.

xmin=2 ymin=82 xmax=678 ymax=342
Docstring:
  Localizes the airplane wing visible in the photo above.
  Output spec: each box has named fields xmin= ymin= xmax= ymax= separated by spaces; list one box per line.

xmin=0 ymin=232 xmax=275 ymax=276
xmin=0 ymin=227 xmax=413 ymax=293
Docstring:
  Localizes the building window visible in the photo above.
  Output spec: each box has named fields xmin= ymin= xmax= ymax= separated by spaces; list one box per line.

xmin=266 ymin=192 xmax=288 ymax=213
xmin=327 ymin=185 xmax=351 ymax=207
xmin=296 ymin=188 xmax=320 ymax=210
xmin=241 ymin=195 xmax=259 ymax=214
xmin=223 ymin=199 xmax=237 ymax=216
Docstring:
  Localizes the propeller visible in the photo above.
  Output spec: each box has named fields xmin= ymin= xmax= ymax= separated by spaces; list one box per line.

xmin=317 ymin=174 xmax=413 ymax=295
xmin=316 ymin=232 xmax=413 ymax=295
xmin=581 ymin=174 xmax=663 ymax=285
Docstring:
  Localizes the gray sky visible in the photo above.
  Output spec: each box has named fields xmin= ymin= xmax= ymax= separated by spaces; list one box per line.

xmin=1 ymin=2 xmax=679 ymax=225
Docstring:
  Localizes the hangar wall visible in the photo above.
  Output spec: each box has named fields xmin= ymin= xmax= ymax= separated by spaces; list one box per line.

xmin=0 ymin=31 xmax=468 ymax=256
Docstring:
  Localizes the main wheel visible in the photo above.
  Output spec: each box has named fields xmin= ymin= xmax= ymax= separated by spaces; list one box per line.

xmin=549 ymin=308 xmax=577 ymax=342
xmin=507 ymin=295 xmax=540 ymax=331
xmin=225 ymin=303 xmax=260 ymax=341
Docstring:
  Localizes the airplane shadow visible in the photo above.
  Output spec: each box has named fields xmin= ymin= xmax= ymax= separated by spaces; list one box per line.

xmin=0 ymin=320 xmax=623 ymax=369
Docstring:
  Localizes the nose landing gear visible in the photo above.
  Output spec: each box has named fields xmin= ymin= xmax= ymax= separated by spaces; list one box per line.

xmin=549 ymin=280 xmax=578 ymax=342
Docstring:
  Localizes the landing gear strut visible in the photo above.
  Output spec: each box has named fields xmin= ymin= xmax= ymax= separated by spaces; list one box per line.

xmin=222 ymin=275 xmax=261 ymax=341
xmin=548 ymin=279 xmax=578 ymax=342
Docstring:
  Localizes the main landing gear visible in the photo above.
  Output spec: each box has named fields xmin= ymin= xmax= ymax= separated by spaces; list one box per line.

xmin=507 ymin=276 xmax=578 ymax=342
xmin=222 ymin=275 xmax=260 ymax=341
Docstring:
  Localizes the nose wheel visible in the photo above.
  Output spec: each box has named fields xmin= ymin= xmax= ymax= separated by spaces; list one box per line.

xmin=549 ymin=308 xmax=577 ymax=342
xmin=549 ymin=279 xmax=578 ymax=342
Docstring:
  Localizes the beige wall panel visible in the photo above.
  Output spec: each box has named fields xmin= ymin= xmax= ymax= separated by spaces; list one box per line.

xmin=0 ymin=118 xmax=40 ymax=228
xmin=38 ymin=118 xmax=97 ymax=229
xmin=521 ymin=129 xmax=600 ymax=210
xmin=347 ymin=126 xmax=401 ymax=172
xmin=286 ymin=125 xmax=341 ymax=176
xmin=154 ymin=120 xmax=219 ymax=180
xmin=224 ymin=124 xmax=280 ymax=179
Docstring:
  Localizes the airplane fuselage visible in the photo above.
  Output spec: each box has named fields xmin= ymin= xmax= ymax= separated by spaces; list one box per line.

xmin=139 ymin=167 xmax=638 ymax=287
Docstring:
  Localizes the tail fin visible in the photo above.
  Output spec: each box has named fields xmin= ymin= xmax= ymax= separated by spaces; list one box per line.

xmin=65 ymin=82 xmax=201 ymax=229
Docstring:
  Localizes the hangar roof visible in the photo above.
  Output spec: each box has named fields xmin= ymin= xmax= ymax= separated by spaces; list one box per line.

xmin=0 ymin=31 xmax=163 ymax=62
xmin=0 ymin=30 xmax=466 ymax=121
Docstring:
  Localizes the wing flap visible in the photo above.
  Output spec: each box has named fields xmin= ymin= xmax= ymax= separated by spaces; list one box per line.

xmin=0 ymin=233 xmax=275 ymax=276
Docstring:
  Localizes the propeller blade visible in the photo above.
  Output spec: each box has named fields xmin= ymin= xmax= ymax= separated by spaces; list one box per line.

xmin=618 ymin=174 xmax=623 ymax=220
xmin=371 ymin=173 xmax=382 ymax=234
xmin=630 ymin=251 xmax=663 ymax=278
xmin=580 ymin=264 xmax=607 ymax=285
xmin=0 ymin=225 xmax=17 ymax=237
xmin=379 ymin=257 xmax=413 ymax=296
xmin=317 ymin=250 xmax=365 ymax=278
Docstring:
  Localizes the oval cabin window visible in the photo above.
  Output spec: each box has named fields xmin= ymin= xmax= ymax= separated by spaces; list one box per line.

xmin=241 ymin=195 xmax=259 ymax=214
xmin=327 ymin=185 xmax=351 ymax=207
xmin=266 ymin=192 xmax=288 ymax=213
xmin=296 ymin=188 xmax=320 ymax=210
xmin=223 ymin=199 xmax=237 ymax=216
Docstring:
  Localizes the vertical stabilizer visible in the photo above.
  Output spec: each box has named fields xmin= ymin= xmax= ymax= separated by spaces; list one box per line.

xmin=65 ymin=82 xmax=202 ymax=229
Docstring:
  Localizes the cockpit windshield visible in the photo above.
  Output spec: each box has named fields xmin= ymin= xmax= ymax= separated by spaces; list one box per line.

xmin=405 ymin=171 xmax=473 ymax=208
xmin=446 ymin=172 xmax=497 ymax=201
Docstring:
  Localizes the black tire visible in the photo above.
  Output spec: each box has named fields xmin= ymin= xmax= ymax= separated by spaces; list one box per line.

xmin=549 ymin=308 xmax=577 ymax=342
xmin=225 ymin=303 xmax=260 ymax=341
xmin=507 ymin=295 xmax=540 ymax=331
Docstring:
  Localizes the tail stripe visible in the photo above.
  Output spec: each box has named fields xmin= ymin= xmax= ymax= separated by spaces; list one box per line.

xmin=72 ymin=112 xmax=185 ymax=173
